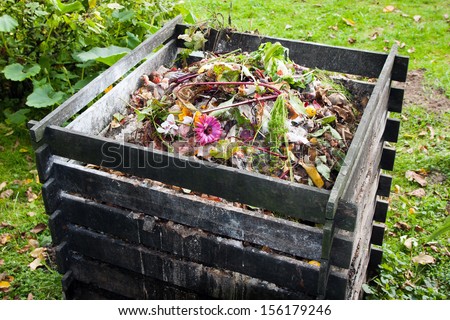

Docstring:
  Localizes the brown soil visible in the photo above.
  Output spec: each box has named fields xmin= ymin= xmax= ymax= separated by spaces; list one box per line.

xmin=403 ymin=69 xmax=449 ymax=113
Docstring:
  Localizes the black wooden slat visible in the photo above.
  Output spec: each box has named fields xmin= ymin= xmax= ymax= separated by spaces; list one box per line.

xmin=380 ymin=146 xmax=396 ymax=171
xmin=57 ymin=192 xmax=319 ymax=295
xmin=67 ymin=253 xmax=205 ymax=299
xmin=374 ymin=199 xmax=389 ymax=223
xmin=377 ymin=174 xmax=392 ymax=197
xmin=52 ymin=159 xmax=323 ymax=260
xmin=34 ymin=144 xmax=53 ymax=182
xmin=181 ymin=26 xmax=408 ymax=82
xmin=30 ymin=16 xmax=183 ymax=143
xmin=45 ymin=126 xmax=330 ymax=224
xmin=41 ymin=177 xmax=60 ymax=214
xmin=64 ymin=224 xmax=313 ymax=299
xmin=370 ymin=222 xmax=386 ymax=246
xmin=48 ymin=210 xmax=66 ymax=245
xmin=383 ymin=118 xmax=401 ymax=143
xmin=388 ymin=88 xmax=404 ymax=113
xmin=367 ymin=245 xmax=383 ymax=278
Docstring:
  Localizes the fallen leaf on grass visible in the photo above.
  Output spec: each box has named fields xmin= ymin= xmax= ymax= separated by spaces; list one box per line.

xmin=30 ymin=223 xmax=47 ymax=234
xmin=370 ymin=32 xmax=378 ymax=40
xmin=0 ymin=233 xmax=11 ymax=246
xmin=427 ymin=126 xmax=435 ymax=139
xmin=405 ymin=170 xmax=427 ymax=186
xmin=413 ymin=15 xmax=421 ymax=22
xmin=27 ymin=212 xmax=36 ymax=217
xmin=0 ymin=189 xmax=14 ymax=199
xmin=414 ymin=225 xmax=425 ymax=233
xmin=412 ymin=253 xmax=435 ymax=265
xmin=26 ymin=187 xmax=38 ymax=202
xmin=383 ymin=5 xmax=395 ymax=12
xmin=28 ymin=258 xmax=43 ymax=271
xmin=394 ymin=221 xmax=411 ymax=231
xmin=27 ymin=293 xmax=34 ymax=300
xmin=0 ymin=281 xmax=11 ymax=289
xmin=30 ymin=247 xmax=46 ymax=259
xmin=348 ymin=37 xmax=356 ymax=44
xmin=0 ymin=181 xmax=6 ymax=191
xmin=0 ymin=259 xmax=4 ymax=266
xmin=28 ymin=239 xmax=39 ymax=248
xmin=407 ymin=47 xmax=416 ymax=54
xmin=342 ymin=17 xmax=355 ymax=27
xmin=408 ymin=188 xmax=426 ymax=197
xmin=403 ymin=237 xmax=417 ymax=250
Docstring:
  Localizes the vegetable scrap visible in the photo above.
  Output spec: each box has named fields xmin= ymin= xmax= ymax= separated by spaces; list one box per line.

xmin=110 ymin=42 xmax=362 ymax=189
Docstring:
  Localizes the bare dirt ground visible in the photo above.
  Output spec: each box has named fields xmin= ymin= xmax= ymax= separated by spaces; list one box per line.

xmin=403 ymin=69 xmax=449 ymax=112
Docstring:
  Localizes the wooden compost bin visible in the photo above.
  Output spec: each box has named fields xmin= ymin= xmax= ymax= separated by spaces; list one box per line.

xmin=29 ymin=16 xmax=408 ymax=299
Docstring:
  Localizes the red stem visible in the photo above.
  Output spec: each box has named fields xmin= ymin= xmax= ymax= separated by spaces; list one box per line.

xmin=203 ymin=94 xmax=279 ymax=114
xmin=179 ymin=81 xmax=282 ymax=94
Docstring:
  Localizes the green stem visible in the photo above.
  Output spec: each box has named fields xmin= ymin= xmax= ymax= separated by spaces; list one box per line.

xmin=1 ymin=33 xmax=12 ymax=57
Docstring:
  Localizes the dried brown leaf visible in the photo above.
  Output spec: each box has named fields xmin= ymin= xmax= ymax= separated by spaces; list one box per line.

xmin=30 ymin=247 xmax=46 ymax=259
xmin=0 ymin=259 xmax=4 ymax=266
xmin=394 ymin=221 xmax=411 ymax=231
xmin=0 ymin=233 xmax=11 ymax=246
xmin=412 ymin=253 xmax=435 ymax=265
xmin=383 ymin=5 xmax=395 ymax=12
xmin=348 ymin=37 xmax=356 ymax=44
xmin=427 ymin=126 xmax=435 ymax=139
xmin=0 ymin=181 xmax=6 ymax=192
xmin=17 ymin=245 xmax=31 ymax=254
xmin=27 ymin=211 xmax=37 ymax=217
xmin=370 ymin=32 xmax=378 ymax=40
xmin=408 ymin=188 xmax=426 ymax=197
xmin=405 ymin=170 xmax=427 ymax=186
xmin=407 ymin=47 xmax=416 ymax=54
xmin=414 ymin=225 xmax=425 ymax=233
xmin=28 ymin=239 xmax=39 ymax=248
xmin=28 ymin=258 xmax=43 ymax=271
xmin=0 ymin=189 xmax=14 ymax=199
xmin=26 ymin=187 xmax=38 ymax=202
xmin=27 ymin=293 xmax=34 ymax=300
xmin=30 ymin=223 xmax=47 ymax=234
xmin=413 ymin=15 xmax=421 ymax=22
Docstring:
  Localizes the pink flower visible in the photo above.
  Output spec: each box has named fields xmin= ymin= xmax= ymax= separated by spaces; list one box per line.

xmin=194 ymin=114 xmax=222 ymax=145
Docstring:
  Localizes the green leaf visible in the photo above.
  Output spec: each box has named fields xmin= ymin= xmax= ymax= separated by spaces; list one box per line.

xmin=0 ymin=14 xmax=18 ymax=32
xmin=3 ymin=108 xmax=31 ymax=125
xmin=329 ymin=125 xmax=343 ymax=140
xmin=52 ymin=0 xmax=85 ymax=14
xmin=2 ymin=63 xmax=41 ymax=81
xmin=316 ymin=160 xmax=331 ymax=181
xmin=126 ymin=32 xmax=141 ymax=49
xmin=209 ymin=140 xmax=240 ymax=160
xmin=26 ymin=85 xmax=64 ymax=108
xmin=319 ymin=115 xmax=336 ymax=125
xmin=74 ymin=46 xmax=131 ymax=66
xmin=112 ymin=9 xmax=135 ymax=22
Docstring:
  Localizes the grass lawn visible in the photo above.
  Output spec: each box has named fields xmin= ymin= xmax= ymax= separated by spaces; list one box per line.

xmin=1 ymin=0 xmax=449 ymax=299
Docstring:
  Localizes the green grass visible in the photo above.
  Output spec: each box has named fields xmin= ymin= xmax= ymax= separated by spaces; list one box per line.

xmin=0 ymin=123 xmax=62 ymax=299
xmin=185 ymin=0 xmax=450 ymax=95
xmin=366 ymin=106 xmax=449 ymax=299
xmin=0 ymin=0 xmax=448 ymax=300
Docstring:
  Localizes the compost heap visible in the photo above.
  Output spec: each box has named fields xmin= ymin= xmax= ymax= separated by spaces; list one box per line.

xmin=113 ymin=42 xmax=361 ymax=190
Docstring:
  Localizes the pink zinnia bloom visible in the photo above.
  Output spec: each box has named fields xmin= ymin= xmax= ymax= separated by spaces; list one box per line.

xmin=194 ymin=114 xmax=222 ymax=145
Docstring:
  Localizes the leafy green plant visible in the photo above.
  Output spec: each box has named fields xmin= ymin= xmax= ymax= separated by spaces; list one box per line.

xmin=0 ymin=0 xmax=191 ymax=124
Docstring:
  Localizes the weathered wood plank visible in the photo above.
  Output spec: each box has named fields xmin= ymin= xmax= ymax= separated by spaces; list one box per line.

xmin=64 ymin=224 xmax=314 ymax=299
xmin=66 ymin=253 xmax=205 ymax=299
xmin=41 ymin=177 xmax=60 ymax=214
xmin=68 ymin=39 xmax=179 ymax=135
xmin=383 ymin=118 xmax=401 ymax=143
xmin=56 ymin=192 xmax=346 ymax=296
xmin=380 ymin=146 xmax=396 ymax=171
xmin=52 ymin=159 xmax=325 ymax=260
xmin=179 ymin=26 xmax=408 ymax=82
xmin=34 ymin=144 xmax=53 ymax=183
xmin=45 ymin=126 xmax=330 ymax=224
xmin=30 ymin=16 xmax=183 ymax=143
xmin=51 ymin=159 xmax=353 ymax=268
